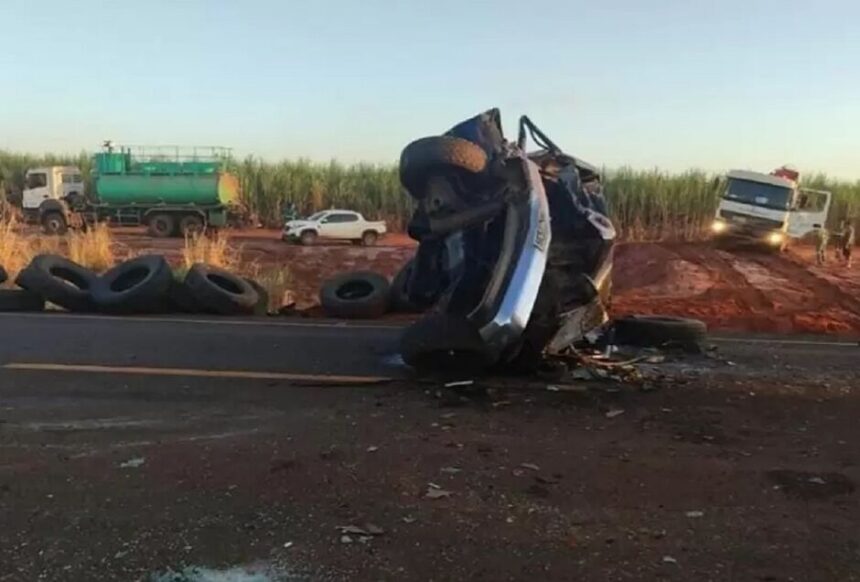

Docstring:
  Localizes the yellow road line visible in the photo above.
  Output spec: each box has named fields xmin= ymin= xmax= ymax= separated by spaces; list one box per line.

xmin=3 ymin=363 xmax=391 ymax=384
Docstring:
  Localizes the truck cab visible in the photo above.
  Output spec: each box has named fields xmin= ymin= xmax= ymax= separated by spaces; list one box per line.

xmin=711 ymin=168 xmax=831 ymax=250
xmin=22 ymin=166 xmax=85 ymax=234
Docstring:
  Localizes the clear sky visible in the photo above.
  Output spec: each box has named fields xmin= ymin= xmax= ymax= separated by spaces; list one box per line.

xmin=0 ymin=0 xmax=857 ymax=178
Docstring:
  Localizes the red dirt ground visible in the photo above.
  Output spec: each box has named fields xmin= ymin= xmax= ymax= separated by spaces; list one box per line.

xmin=51 ymin=227 xmax=860 ymax=336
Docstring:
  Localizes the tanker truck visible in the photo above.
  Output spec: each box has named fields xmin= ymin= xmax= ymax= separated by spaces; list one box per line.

xmin=22 ymin=143 xmax=243 ymax=237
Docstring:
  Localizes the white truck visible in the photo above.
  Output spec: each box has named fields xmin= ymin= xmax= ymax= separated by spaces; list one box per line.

xmin=21 ymin=166 xmax=86 ymax=233
xmin=282 ymin=209 xmax=387 ymax=246
xmin=710 ymin=167 xmax=831 ymax=251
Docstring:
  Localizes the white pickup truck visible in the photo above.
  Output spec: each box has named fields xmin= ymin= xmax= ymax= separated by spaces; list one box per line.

xmin=282 ymin=209 xmax=387 ymax=246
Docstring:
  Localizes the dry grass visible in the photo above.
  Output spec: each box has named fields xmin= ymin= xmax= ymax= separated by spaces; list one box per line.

xmin=181 ymin=232 xmax=242 ymax=272
xmin=0 ymin=218 xmax=35 ymax=284
xmin=67 ymin=223 xmax=116 ymax=272
xmin=246 ymin=265 xmax=293 ymax=311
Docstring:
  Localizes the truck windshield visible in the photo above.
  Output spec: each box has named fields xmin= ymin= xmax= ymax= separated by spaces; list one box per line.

xmin=724 ymin=178 xmax=792 ymax=211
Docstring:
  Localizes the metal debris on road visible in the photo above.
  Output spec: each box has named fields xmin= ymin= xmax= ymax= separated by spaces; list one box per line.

xmin=119 ymin=457 xmax=145 ymax=468
xmin=336 ymin=524 xmax=385 ymax=536
xmin=366 ymin=446 xmax=379 ymax=453
xmin=605 ymin=409 xmax=626 ymax=419
xmin=662 ymin=556 xmax=678 ymax=565
xmin=444 ymin=380 xmax=474 ymax=388
xmin=520 ymin=463 xmax=541 ymax=472
xmin=425 ymin=486 xmax=453 ymax=499
xmin=808 ymin=476 xmax=826 ymax=485
xmin=685 ymin=510 xmax=704 ymax=518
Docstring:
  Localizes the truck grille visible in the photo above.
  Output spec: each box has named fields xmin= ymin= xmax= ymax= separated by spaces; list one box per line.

xmin=719 ymin=210 xmax=783 ymax=231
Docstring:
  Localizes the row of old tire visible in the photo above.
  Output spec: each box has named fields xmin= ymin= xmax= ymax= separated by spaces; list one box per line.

xmin=0 ymin=255 xmax=268 ymax=316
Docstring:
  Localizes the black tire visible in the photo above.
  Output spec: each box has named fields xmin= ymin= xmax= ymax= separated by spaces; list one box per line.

xmin=361 ymin=230 xmax=378 ymax=246
xmin=399 ymin=136 xmax=488 ymax=193
xmin=400 ymin=313 xmax=495 ymax=373
xmin=15 ymin=254 xmax=98 ymax=312
xmin=320 ymin=271 xmax=390 ymax=319
xmin=185 ymin=263 xmax=259 ymax=315
xmin=147 ymin=214 xmax=176 ymax=238
xmin=179 ymin=214 xmax=205 ymax=237
xmin=245 ymin=278 xmax=270 ymax=316
xmin=42 ymin=211 xmax=67 ymax=235
xmin=0 ymin=265 xmax=7 ymax=285
xmin=166 ymin=278 xmax=200 ymax=314
xmin=300 ymin=230 xmax=317 ymax=246
xmin=612 ymin=315 xmax=707 ymax=351
xmin=389 ymin=259 xmax=420 ymax=313
xmin=91 ymin=255 xmax=173 ymax=314
xmin=0 ymin=289 xmax=45 ymax=312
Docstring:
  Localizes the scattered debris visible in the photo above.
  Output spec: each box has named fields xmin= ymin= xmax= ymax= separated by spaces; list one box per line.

xmin=685 ymin=510 xmax=704 ymax=518
xmin=340 ymin=535 xmax=353 ymax=544
xmin=425 ymin=486 xmax=453 ymax=499
xmin=546 ymin=384 xmax=587 ymax=393
xmin=119 ymin=457 xmax=145 ymax=469
xmin=366 ymin=446 xmax=379 ymax=453
xmin=808 ymin=476 xmax=826 ymax=485
xmin=440 ymin=466 xmax=462 ymax=475
xmin=402 ymin=516 xmax=417 ymax=524
xmin=605 ymin=409 xmax=626 ymax=419
xmin=520 ymin=463 xmax=541 ymax=472
xmin=662 ymin=555 xmax=678 ymax=565
xmin=444 ymin=380 xmax=474 ymax=388
xmin=283 ymin=542 xmax=293 ymax=549
xmin=336 ymin=524 xmax=384 ymax=536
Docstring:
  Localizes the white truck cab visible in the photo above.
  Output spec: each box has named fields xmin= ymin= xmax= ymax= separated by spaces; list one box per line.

xmin=711 ymin=167 xmax=831 ymax=250
xmin=22 ymin=166 xmax=85 ymax=233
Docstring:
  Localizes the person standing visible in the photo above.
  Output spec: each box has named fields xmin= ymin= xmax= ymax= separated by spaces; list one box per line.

xmin=839 ymin=220 xmax=855 ymax=268
xmin=815 ymin=225 xmax=829 ymax=265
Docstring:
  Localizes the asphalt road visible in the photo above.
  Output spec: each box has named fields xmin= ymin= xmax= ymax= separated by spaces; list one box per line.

xmin=1 ymin=312 xmax=859 ymax=581
xmin=0 ymin=312 xmax=856 ymax=378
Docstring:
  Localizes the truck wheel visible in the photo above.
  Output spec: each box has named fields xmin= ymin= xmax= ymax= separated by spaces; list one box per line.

xmin=42 ymin=212 xmax=67 ymax=235
xmin=300 ymin=230 xmax=317 ymax=246
xmin=361 ymin=230 xmax=378 ymax=246
xmin=320 ymin=271 xmax=390 ymax=319
xmin=185 ymin=264 xmax=259 ymax=315
xmin=179 ymin=215 xmax=205 ymax=237
xmin=148 ymin=214 xmax=176 ymax=238
xmin=15 ymin=254 xmax=98 ymax=312
xmin=400 ymin=313 xmax=494 ymax=374
xmin=91 ymin=255 xmax=173 ymax=314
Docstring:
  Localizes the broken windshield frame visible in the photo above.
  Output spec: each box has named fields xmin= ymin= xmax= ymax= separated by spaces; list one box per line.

xmin=723 ymin=178 xmax=792 ymax=211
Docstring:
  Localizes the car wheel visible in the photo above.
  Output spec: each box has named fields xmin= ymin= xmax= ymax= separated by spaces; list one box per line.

xmin=91 ymin=255 xmax=174 ymax=314
xmin=612 ymin=315 xmax=707 ymax=351
xmin=320 ymin=271 xmax=390 ymax=319
xmin=361 ymin=230 xmax=378 ymax=246
xmin=300 ymin=230 xmax=317 ymax=246
xmin=399 ymin=313 xmax=495 ymax=374
xmin=15 ymin=254 xmax=98 ymax=312
xmin=399 ymin=136 xmax=488 ymax=194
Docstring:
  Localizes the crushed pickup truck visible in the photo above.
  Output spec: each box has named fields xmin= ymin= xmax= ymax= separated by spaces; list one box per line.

xmin=397 ymin=109 xmax=615 ymax=372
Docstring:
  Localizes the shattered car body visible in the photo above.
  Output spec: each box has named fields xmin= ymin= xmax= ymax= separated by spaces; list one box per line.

xmin=398 ymin=109 xmax=615 ymax=372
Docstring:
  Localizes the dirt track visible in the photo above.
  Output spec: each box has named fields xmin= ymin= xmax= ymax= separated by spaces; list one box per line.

xmin=83 ymin=228 xmax=860 ymax=336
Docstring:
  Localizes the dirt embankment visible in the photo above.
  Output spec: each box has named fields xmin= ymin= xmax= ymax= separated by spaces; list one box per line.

xmin=108 ymin=229 xmax=860 ymax=336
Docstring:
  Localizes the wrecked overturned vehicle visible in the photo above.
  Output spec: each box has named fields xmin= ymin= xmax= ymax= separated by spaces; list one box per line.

xmin=397 ymin=109 xmax=615 ymax=372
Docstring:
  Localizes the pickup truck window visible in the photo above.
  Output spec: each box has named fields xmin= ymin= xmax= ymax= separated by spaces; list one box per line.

xmin=324 ymin=213 xmax=359 ymax=223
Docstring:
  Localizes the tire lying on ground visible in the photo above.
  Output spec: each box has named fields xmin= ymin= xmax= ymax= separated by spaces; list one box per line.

xmin=399 ymin=136 xmax=488 ymax=194
xmin=612 ymin=315 xmax=707 ymax=351
xmin=185 ymin=263 xmax=259 ymax=315
xmin=90 ymin=255 xmax=174 ymax=314
xmin=389 ymin=259 xmax=420 ymax=313
xmin=0 ymin=289 xmax=45 ymax=312
xmin=400 ymin=313 xmax=495 ymax=373
xmin=15 ymin=254 xmax=98 ymax=312
xmin=320 ymin=271 xmax=390 ymax=319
